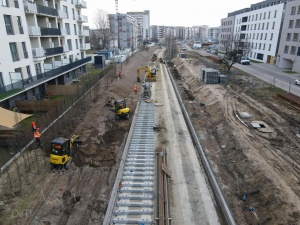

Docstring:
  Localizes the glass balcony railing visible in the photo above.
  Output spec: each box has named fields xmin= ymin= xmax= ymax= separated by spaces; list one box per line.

xmin=36 ymin=4 xmax=58 ymax=17
xmin=75 ymin=0 xmax=87 ymax=8
xmin=41 ymin=27 xmax=61 ymax=36
xmin=0 ymin=57 xmax=91 ymax=101
xmin=45 ymin=46 xmax=63 ymax=56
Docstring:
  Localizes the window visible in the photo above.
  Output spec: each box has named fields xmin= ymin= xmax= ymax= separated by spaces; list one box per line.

xmin=255 ymin=43 xmax=257 ymax=49
xmin=266 ymin=22 xmax=269 ymax=29
xmin=262 ymin=23 xmax=264 ymax=30
xmin=263 ymin=12 xmax=266 ymax=19
xmin=256 ymin=53 xmax=263 ymax=60
xmin=268 ymin=44 xmax=271 ymax=51
xmin=256 ymin=33 xmax=259 ymax=39
xmin=76 ymin=39 xmax=78 ymax=49
xmin=254 ymin=24 xmax=256 ymax=30
xmin=286 ymin=33 xmax=291 ymax=41
xmin=284 ymin=45 xmax=289 ymax=53
xmin=265 ymin=33 xmax=267 ymax=40
xmin=0 ymin=73 xmax=4 ymax=89
xmin=255 ymin=14 xmax=258 ymax=20
xmin=263 ymin=43 xmax=265 ymax=50
xmin=289 ymin=20 xmax=294 ymax=28
xmin=1 ymin=0 xmax=8 ymax=7
xmin=252 ymin=15 xmax=254 ymax=21
xmin=298 ymin=6 xmax=300 ymax=14
xmin=4 ymin=15 xmax=14 ymax=35
xmin=9 ymin=42 xmax=19 ymax=61
xmin=259 ymin=43 xmax=261 ymax=49
xmin=69 ymin=55 xmax=73 ymax=63
xmin=17 ymin=16 xmax=24 ymax=34
xmin=297 ymin=47 xmax=300 ymax=56
xmin=67 ymin=39 xmax=72 ymax=50
xmin=72 ymin=8 xmax=75 ymax=20
xmin=251 ymin=24 xmax=253 ymax=30
xmin=295 ymin=19 xmax=300 ymax=28
xmin=258 ymin=23 xmax=260 ymax=30
xmin=272 ymin=22 xmax=275 ymax=29
xmin=270 ymin=33 xmax=273 ymax=40
xmin=274 ymin=10 xmax=277 ymax=18
xmin=291 ymin=6 xmax=296 ymax=15
xmin=26 ymin=65 xmax=32 ymax=81
xmin=259 ymin=13 xmax=262 ymax=20
xmin=74 ymin=24 xmax=77 ymax=35
xmin=65 ymin=23 xmax=70 ymax=35
xmin=22 ymin=42 xmax=28 ymax=58
xmin=268 ymin=11 xmax=271 ymax=18
xmin=290 ymin=46 xmax=296 ymax=54
xmin=249 ymin=33 xmax=252 ymax=39
xmin=63 ymin=6 xmax=68 ymax=18
xmin=260 ymin=33 xmax=263 ymax=40
xmin=35 ymin=63 xmax=42 ymax=75
xmin=292 ymin=33 xmax=299 ymax=41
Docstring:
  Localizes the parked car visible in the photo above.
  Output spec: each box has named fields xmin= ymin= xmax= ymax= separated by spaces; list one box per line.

xmin=295 ymin=79 xmax=300 ymax=85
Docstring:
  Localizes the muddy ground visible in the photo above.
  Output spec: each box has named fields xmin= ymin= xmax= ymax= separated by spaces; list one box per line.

xmin=1 ymin=45 xmax=300 ymax=225
xmin=0 ymin=47 xmax=157 ymax=225
xmin=170 ymin=50 xmax=300 ymax=225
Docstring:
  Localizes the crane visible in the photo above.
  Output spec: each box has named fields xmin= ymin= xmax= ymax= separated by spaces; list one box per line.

xmin=115 ymin=0 xmax=118 ymax=13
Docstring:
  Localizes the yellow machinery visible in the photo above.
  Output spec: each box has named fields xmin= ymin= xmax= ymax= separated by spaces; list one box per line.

xmin=151 ymin=53 xmax=157 ymax=62
xmin=115 ymin=99 xmax=130 ymax=120
xmin=50 ymin=135 xmax=82 ymax=170
xmin=137 ymin=66 xmax=156 ymax=82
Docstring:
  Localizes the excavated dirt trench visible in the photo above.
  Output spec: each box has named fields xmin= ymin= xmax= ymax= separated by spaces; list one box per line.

xmin=168 ymin=51 xmax=300 ymax=225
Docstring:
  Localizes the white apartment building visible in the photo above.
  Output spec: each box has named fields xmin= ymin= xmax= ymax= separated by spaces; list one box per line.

xmin=276 ymin=0 xmax=300 ymax=72
xmin=208 ymin=27 xmax=220 ymax=42
xmin=218 ymin=16 xmax=235 ymax=52
xmin=0 ymin=0 xmax=90 ymax=109
xmin=127 ymin=10 xmax=150 ymax=43
xmin=234 ymin=2 xmax=284 ymax=63
xmin=108 ymin=14 xmax=139 ymax=50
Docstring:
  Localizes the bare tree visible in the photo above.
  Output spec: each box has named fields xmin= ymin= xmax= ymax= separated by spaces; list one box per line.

xmin=219 ymin=33 xmax=252 ymax=72
xmin=93 ymin=9 xmax=110 ymax=49
xmin=164 ymin=34 xmax=178 ymax=60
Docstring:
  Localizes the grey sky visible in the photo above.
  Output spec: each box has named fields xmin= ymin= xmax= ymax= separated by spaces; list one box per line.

xmin=82 ymin=0 xmax=261 ymax=28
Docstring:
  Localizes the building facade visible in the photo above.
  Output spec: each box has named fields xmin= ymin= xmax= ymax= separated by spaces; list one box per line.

xmin=0 ymin=0 xmax=91 ymax=109
xmin=276 ymin=0 xmax=300 ymax=72
xmin=127 ymin=10 xmax=150 ymax=43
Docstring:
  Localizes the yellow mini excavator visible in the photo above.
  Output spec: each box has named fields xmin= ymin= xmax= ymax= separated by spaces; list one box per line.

xmin=115 ymin=99 xmax=130 ymax=120
xmin=137 ymin=66 xmax=156 ymax=82
xmin=50 ymin=135 xmax=82 ymax=171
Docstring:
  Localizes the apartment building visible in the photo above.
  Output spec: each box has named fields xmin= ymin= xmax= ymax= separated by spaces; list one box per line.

xmin=0 ymin=0 xmax=90 ymax=109
xmin=127 ymin=10 xmax=150 ymax=43
xmin=218 ymin=16 xmax=235 ymax=52
xmin=207 ymin=27 xmax=220 ymax=42
xmin=219 ymin=0 xmax=289 ymax=63
xmin=276 ymin=0 xmax=300 ymax=72
xmin=108 ymin=14 xmax=139 ymax=50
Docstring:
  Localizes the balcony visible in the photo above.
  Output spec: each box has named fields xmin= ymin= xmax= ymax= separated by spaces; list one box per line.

xmin=75 ymin=0 xmax=87 ymax=8
xmin=24 ymin=0 xmax=37 ymax=13
xmin=63 ymin=44 xmax=69 ymax=52
xmin=77 ymin=15 xmax=88 ymax=23
xmin=41 ymin=27 xmax=61 ymax=36
xmin=28 ymin=26 xmax=41 ymax=36
xmin=0 ymin=57 xmax=91 ymax=101
xmin=32 ymin=47 xmax=45 ymax=58
xmin=79 ymin=29 xmax=89 ymax=36
xmin=80 ymin=43 xmax=91 ymax=50
xmin=36 ymin=4 xmax=58 ymax=17
xmin=58 ymin=9 xmax=67 ymax=19
xmin=45 ymin=46 xmax=63 ymax=56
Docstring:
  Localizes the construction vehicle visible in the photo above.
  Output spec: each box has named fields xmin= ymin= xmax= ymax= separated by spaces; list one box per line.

xmin=142 ymin=82 xmax=152 ymax=100
xmin=115 ymin=99 xmax=130 ymax=120
xmin=137 ymin=66 xmax=156 ymax=82
xmin=50 ymin=135 xmax=82 ymax=170
xmin=151 ymin=53 xmax=157 ymax=62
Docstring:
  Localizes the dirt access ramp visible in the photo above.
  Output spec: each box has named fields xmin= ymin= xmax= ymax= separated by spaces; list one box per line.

xmin=0 ymin=46 xmax=158 ymax=225
xmin=170 ymin=51 xmax=300 ymax=225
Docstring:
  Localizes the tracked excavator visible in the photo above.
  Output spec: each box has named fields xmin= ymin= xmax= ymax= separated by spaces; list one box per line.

xmin=50 ymin=135 xmax=82 ymax=171
xmin=137 ymin=66 xmax=156 ymax=82
xmin=105 ymin=97 xmax=130 ymax=120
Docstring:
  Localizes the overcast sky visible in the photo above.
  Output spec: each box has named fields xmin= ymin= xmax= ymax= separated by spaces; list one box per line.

xmin=82 ymin=0 xmax=261 ymax=28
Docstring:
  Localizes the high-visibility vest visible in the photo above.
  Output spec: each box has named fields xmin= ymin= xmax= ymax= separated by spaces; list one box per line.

xmin=134 ymin=86 xmax=137 ymax=91
xmin=34 ymin=131 xmax=41 ymax=138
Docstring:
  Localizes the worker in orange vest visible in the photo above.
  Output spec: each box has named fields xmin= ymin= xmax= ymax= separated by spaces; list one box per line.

xmin=31 ymin=121 xmax=37 ymax=132
xmin=34 ymin=128 xmax=41 ymax=147
xmin=134 ymin=85 xmax=137 ymax=95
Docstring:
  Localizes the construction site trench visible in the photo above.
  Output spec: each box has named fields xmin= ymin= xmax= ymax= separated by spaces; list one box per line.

xmin=0 ymin=45 xmax=300 ymax=225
